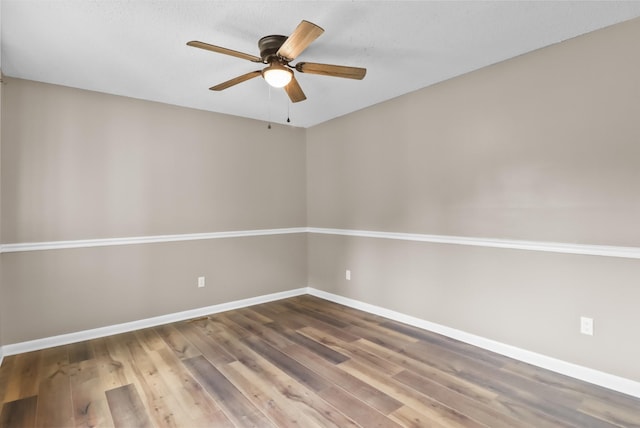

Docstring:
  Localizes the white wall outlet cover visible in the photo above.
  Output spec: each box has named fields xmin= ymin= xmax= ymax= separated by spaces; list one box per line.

xmin=580 ymin=316 xmax=594 ymax=336
xmin=198 ymin=276 xmax=206 ymax=288
xmin=345 ymin=269 xmax=351 ymax=280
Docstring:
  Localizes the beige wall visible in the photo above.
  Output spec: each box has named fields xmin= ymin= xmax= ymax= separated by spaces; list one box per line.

xmin=2 ymin=79 xmax=306 ymax=243
xmin=307 ymin=18 xmax=640 ymax=382
xmin=2 ymin=234 xmax=307 ymax=344
xmin=308 ymin=19 xmax=640 ymax=246
xmin=1 ymin=79 xmax=307 ymax=343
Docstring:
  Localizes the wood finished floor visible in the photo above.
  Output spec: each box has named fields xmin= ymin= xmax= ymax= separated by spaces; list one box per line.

xmin=1 ymin=295 xmax=639 ymax=427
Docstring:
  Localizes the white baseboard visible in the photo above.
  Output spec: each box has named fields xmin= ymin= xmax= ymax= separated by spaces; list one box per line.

xmin=3 ymin=286 xmax=638 ymax=399
xmin=1 ymin=287 xmax=308 ymax=357
xmin=307 ymin=287 xmax=640 ymax=399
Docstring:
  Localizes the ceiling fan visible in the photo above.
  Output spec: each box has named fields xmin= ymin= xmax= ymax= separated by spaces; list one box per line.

xmin=187 ymin=20 xmax=366 ymax=103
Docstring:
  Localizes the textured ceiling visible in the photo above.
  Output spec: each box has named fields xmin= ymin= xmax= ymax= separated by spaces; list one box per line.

xmin=2 ymin=1 xmax=640 ymax=128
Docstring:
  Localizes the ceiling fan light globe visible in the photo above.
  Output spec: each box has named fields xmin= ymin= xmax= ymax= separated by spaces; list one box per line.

xmin=263 ymin=65 xmax=293 ymax=88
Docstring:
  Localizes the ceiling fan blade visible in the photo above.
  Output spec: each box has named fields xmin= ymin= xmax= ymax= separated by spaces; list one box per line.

xmin=276 ymin=20 xmax=324 ymax=61
xmin=284 ymin=77 xmax=307 ymax=103
xmin=295 ymin=62 xmax=366 ymax=80
xmin=187 ymin=41 xmax=262 ymax=63
xmin=210 ymin=70 xmax=262 ymax=91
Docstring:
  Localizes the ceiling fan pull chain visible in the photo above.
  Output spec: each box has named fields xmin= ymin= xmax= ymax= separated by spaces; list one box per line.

xmin=267 ymin=85 xmax=272 ymax=129
xmin=287 ymin=99 xmax=291 ymax=123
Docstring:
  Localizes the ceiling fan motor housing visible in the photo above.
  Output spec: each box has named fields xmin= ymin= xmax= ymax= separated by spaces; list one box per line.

xmin=258 ymin=35 xmax=288 ymax=62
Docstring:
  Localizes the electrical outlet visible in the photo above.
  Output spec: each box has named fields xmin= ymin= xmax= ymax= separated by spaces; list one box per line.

xmin=345 ymin=269 xmax=351 ymax=281
xmin=580 ymin=316 xmax=594 ymax=336
xmin=198 ymin=276 xmax=206 ymax=288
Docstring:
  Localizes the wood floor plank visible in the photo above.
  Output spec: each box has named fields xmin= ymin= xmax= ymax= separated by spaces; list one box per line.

xmin=135 ymin=327 xmax=167 ymax=353
xmin=208 ymin=323 xmax=360 ymax=427
xmin=35 ymin=346 xmax=74 ymax=428
xmin=250 ymin=303 xmax=308 ymax=329
xmin=389 ymin=405 xmax=449 ymax=428
xmin=154 ymin=323 xmax=203 ymax=360
xmin=503 ymin=358 xmax=640 ymax=425
xmin=175 ymin=321 xmax=236 ymax=365
xmin=380 ymin=320 xmax=515 ymax=370
xmin=340 ymin=359 xmax=498 ymax=428
xmin=281 ymin=300 xmax=352 ymax=329
xmin=579 ymin=397 xmax=640 ymax=428
xmin=193 ymin=317 xmax=268 ymax=367
xmin=0 ymin=356 xmax=16 ymax=405
xmin=318 ymin=385 xmax=403 ymax=428
xmin=353 ymin=338 xmax=502 ymax=406
xmin=391 ymin=335 xmax=575 ymax=424
xmin=385 ymin=367 xmax=534 ymax=428
xmin=105 ymin=384 xmax=153 ymax=428
xmin=356 ymin=328 xmax=628 ymax=428
xmin=210 ymin=313 xmax=254 ymax=339
xmin=346 ymin=323 xmax=421 ymax=352
xmin=149 ymin=346 xmax=234 ymax=427
xmin=100 ymin=335 xmax=152 ymax=414
xmin=404 ymin=340 xmax=618 ymax=428
xmin=1 ymin=352 xmax=41 ymax=403
xmin=243 ymin=335 xmax=331 ymax=392
xmin=225 ymin=311 xmax=274 ymax=338
xmin=222 ymin=360 xmax=323 ymax=427
xmin=69 ymin=358 xmax=115 ymax=428
xmin=102 ymin=333 xmax=190 ymax=427
xmin=269 ymin=300 xmax=362 ymax=343
xmin=268 ymin=323 xmax=350 ymax=365
xmin=402 ymin=327 xmax=622 ymax=426
xmin=236 ymin=307 xmax=274 ymax=324
xmin=117 ymin=332 xmax=194 ymax=427
xmin=0 ymin=396 xmax=37 ymax=428
xmin=261 ymin=323 xmax=404 ymax=416
xmin=68 ymin=341 xmax=95 ymax=365
xmin=295 ymin=295 xmax=393 ymax=326
xmin=298 ymin=326 xmax=405 ymax=376
xmin=184 ymin=355 xmax=276 ymax=427
xmin=90 ymin=337 xmax=129 ymax=393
